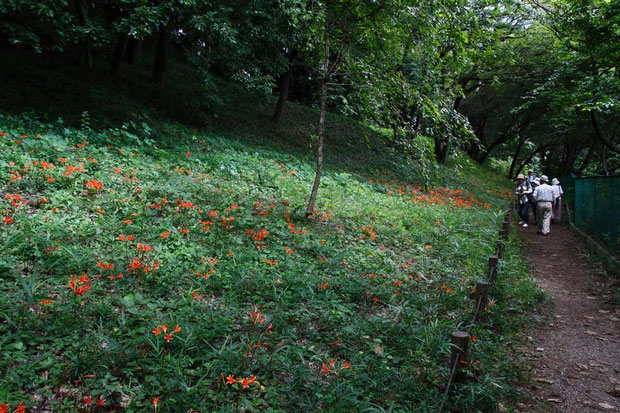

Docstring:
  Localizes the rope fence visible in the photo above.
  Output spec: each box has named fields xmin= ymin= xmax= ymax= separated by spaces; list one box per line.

xmin=437 ymin=205 xmax=512 ymax=413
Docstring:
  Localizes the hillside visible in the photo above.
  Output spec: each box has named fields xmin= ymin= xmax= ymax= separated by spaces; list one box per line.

xmin=0 ymin=54 xmax=543 ymax=412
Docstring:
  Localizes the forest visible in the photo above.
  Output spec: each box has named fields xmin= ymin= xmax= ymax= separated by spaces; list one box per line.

xmin=1 ymin=0 xmax=618 ymax=180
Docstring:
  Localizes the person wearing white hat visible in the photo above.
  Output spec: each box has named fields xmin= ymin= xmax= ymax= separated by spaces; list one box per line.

xmin=532 ymin=175 xmax=555 ymax=235
xmin=515 ymin=173 xmax=532 ymax=227
xmin=551 ymin=178 xmax=564 ymax=223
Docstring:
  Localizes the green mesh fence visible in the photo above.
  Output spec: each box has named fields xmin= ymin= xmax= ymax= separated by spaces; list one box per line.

xmin=558 ymin=174 xmax=575 ymax=213
xmin=572 ymin=176 xmax=620 ymax=252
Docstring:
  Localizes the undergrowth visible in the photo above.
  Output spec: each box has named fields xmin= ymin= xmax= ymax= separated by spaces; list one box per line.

xmin=0 ymin=111 xmax=545 ymax=412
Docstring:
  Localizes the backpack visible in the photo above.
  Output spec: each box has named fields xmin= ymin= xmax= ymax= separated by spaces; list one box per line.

xmin=525 ymin=181 xmax=536 ymax=204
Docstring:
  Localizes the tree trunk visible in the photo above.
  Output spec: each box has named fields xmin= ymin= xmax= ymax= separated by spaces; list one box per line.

xmin=272 ymin=71 xmax=291 ymax=124
xmin=305 ymin=17 xmax=330 ymax=217
xmin=74 ymin=0 xmax=91 ymax=67
xmin=110 ymin=32 xmax=128 ymax=76
xmin=590 ymin=111 xmax=620 ymax=153
xmin=508 ymin=136 xmax=528 ymax=178
xmin=434 ymin=139 xmax=448 ymax=163
xmin=125 ymin=37 xmax=142 ymax=65
xmin=577 ymin=142 xmax=596 ymax=174
xmin=434 ymin=97 xmax=463 ymax=164
xmin=468 ymin=115 xmax=486 ymax=162
xmin=514 ymin=144 xmax=554 ymax=177
xmin=559 ymin=141 xmax=579 ymax=176
xmin=152 ymin=24 xmax=170 ymax=84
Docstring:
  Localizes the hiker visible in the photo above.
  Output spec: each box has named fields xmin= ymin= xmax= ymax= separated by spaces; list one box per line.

xmin=527 ymin=169 xmax=537 ymax=186
xmin=532 ymin=175 xmax=554 ymax=235
xmin=551 ymin=178 xmax=563 ymax=224
xmin=529 ymin=177 xmax=540 ymax=225
xmin=515 ymin=173 xmax=532 ymax=227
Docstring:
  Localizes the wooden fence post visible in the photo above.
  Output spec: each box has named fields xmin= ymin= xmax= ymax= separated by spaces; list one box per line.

xmin=488 ymin=255 xmax=499 ymax=283
xmin=474 ymin=281 xmax=489 ymax=322
xmin=496 ymin=239 xmax=505 ymax=259
xmin=450 ymin=331 xmax=470 ymax=382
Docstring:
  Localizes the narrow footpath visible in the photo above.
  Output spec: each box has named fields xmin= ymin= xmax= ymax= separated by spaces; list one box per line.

xmin=520 ymin=222 xmax=620 ymax=412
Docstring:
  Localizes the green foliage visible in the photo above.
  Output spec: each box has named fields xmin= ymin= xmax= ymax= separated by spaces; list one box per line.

xmin=0 ymin=111 xmax=541 ymax=411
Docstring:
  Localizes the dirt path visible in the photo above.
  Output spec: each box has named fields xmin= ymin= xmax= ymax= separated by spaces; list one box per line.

xmin=519 ymin=222 xmax=620 ymax=412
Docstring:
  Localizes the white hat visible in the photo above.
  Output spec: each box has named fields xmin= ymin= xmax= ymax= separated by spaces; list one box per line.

xmin=552 ymin=178 xmax=559 ymax=185
xmin=540 ymin=175 xmax=549 ymax=182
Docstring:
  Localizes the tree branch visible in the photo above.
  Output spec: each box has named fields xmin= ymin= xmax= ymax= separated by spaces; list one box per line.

xmin=590 ymin=111 xmax=620 ymax=153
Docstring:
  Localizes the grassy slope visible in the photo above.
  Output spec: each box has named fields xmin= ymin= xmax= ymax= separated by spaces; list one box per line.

xmin=0 ymin=52 xmax=544 ymax=412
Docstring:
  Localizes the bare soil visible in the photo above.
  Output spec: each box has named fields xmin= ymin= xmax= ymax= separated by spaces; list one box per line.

xmin=518 ymin=222 xmax=620 ymax=412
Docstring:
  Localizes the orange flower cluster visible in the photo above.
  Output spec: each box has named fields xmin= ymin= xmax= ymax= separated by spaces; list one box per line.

xmin=97 ymin=261 xmax=114 ymax=270
xmin=371 ymin=173 xmax=493 ymax=210
xmin=307 ymin=210 xmax=331 ymax=223
xmin=128 ymin=243 xmax=159 ymax=273
xmin=262 ymin=258 xmax=277 ymax=265
xmin=175 ymin=198 xmax=197 ymax=209
xmin=361 ymin=226 xmax=376 ymax=240
xmin=0 ymin=401 xmax=25 ymax=413
xmin=199 ymin=220 xmax=213 ymax=231
xmin=137 ymin=243 xmax=152 ymax=253
xmin=253 ymin=200 xmax=274 ymax=216
xmin=38 ymin=161 xmax=54 ymax=170
xmin=197 ymin=257 xmax=217 ymax=279
xmin=225 ymin=374 xmax=258 ymax=389
xmin=196 ymin=269 xmax=214 ymax=279
xmin=118 ymin=234 xmax=136 ymax=241
xmin=64 ymin=163 xmax=85 ymax=176
xmin=83 ymin=395 xmax=105 ymax=407
xmin=85 ymin=179 xmax=103 ymax=190
xmin=249 ymin=306 xmax=265 ymax=324
xmin=246 ymin=228 xmax=268 ymax=244
xmin=128 ymin=257 xmax=159 ymax=272
xmin=5 ymin=194 xmax=27 ymax=207
xmin=150 ymin=197 xmax=168 ymax=209
xmin=68 ymin=274 xmax=92 ymax=296
xmin=9 ymin=168 xmax=22 ymax=182
xmin=321 ymin=359 xmax=350 ymax=374
xmin=285 ymin=211 xmax=310 ymax=235
xmin=218 ymin=214 xmax=235 ymax=229
xmin=152 ymin=323 xmax=182 ymax=342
